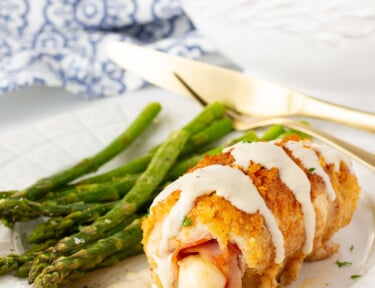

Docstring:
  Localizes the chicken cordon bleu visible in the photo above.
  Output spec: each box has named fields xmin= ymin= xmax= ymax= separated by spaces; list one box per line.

xmin=142 ymin=139 xmax=360 ymax=288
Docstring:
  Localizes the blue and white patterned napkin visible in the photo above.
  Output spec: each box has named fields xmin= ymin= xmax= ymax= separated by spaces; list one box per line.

xmin=0 ymin=0 xmax=214 ymax=99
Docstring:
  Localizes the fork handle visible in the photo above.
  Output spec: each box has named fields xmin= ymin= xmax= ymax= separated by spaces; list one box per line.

xmin=297 ymin=95 xmax=375 ymax=133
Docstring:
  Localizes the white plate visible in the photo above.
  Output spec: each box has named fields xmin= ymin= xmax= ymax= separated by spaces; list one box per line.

xmin=0 ymin=90 xmax=374 ymax=288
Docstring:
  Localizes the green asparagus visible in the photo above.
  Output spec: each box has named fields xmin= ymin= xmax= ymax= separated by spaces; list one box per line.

xmin=261 ymin=124 xmax=286 ymax=140
xmin=28 ymin=248 xmax=57 ymax=283
xmin=0 ymin=257 xmax=20 ymax=275
xmin=56 ymin=129 xmax=190 ymax=253
xmin=0 ymin=239 xmax=56 ymax=275
xmin=28 ymin=202 xmax=118 ymax=243
xmin=0 ymin=198 xmax=118 ymax=223
xmin=34 ymin=218 xmax=143 ymax=288
xmin=74 ymin=154 xmax=152 ymax=185
xmin=28 ymin=217 xmax=136 ymax=283
xmin=181 ymin=118 xmax=233 ymax=155
xmin=15 ymin=261 xmax=32 ymax=278
xmin=11 ymin=102 xmax=161 ymax=201
xmin=95 ymin=242 xmax=143 ymax=269
xmin=43 ymin=174 xmax=139 ymax=204
xmin=0 ymin=191 xmax=16 ymax=199
xmin=76 ymin=102 xmax=227 ymax=185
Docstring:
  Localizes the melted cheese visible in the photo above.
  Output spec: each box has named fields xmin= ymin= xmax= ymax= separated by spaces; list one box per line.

xmin=178 ymin=255 xmax=226 ymax=288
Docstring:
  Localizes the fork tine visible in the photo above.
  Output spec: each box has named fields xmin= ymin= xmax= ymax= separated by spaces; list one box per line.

xmin=173 ymin=73 xmax=207 ymax=107
xmin=174 ymin=72 xmax=243 ymax=120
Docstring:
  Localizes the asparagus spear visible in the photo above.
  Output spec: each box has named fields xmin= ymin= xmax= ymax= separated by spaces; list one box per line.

xmin=180 ymin=117 xmax=233 ymax=156
xmin=94 ymin=242 xmax=143 ymax=269
xmin=34 ymin=243 xmax=143 ymax=285
xmin=0 ymin=175 xmax=138 ymax=223
xmin=43 ymin=174 xmax=140 ymax=204
xmin=28 ymin=217 xmax=136 ymax=283
xmin=76 ymin=102 xmax=227 ymax=185
xmin=34 ymin=218 xmax=143 ymax=288
xmin=56 ymin=129 xmax=190 ymax=254
xmin=14 ymin=261 xmax=32 ymax=278
xmin=181 ymin=102 xmax=226 ymax=134
xmin=28 ymin=248 xmax=57 ymax=284
xmin=28 ymin=202 xmax=117 ymax=243
xmin=41 ymin=201 xmax=117 ymax=216
xmin=28 ymin=217 xmax=65 ymax=243
xmin=261 ymin=123 xmax=311 ymax=140
xmin=0 ymin=198 xmax=118 ymax=223
xmin=166 ymin=154 xmax=204 ymax=181
xmin=75 ymin=153 xmax=152 ymax=185
xmin=15 ymin=261 xmax=32 ymax=278
xmin=0 ymin=191 xmax=16 ymax=199
xmin=10 ymin=102 xmax=161 ymax=201
xmin=0 ymin=257 xmax=20 ymax=275
xmin=0 ymin=239 xmax=56 ymax=275
xmin=261 ymin=124 xmax=286 ymax=140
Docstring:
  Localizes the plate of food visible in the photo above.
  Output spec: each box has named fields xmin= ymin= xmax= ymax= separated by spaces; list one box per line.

xmin=0 ymin=90 xmax=374 ymax=288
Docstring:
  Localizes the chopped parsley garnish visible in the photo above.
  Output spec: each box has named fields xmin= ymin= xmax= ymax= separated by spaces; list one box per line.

xmin=351 ymin=274 xmax=361 ymax=279
xmin=335 ymin=260 xmax=352 ymax=268
xmin=182 ymin=216 xmax=192 ymax=227
xmin=350 ymin=245 xmax=354 ymax=252
xmin=308 ymin=167 xmax=316 ymax=173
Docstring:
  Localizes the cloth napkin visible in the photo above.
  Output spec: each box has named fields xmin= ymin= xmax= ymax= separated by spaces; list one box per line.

xmin=0 ymin=0 xmax=214 ymax=99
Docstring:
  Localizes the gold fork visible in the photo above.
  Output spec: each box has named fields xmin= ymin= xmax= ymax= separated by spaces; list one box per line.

xmin=177 ymin=74 xmax=375 ymax=172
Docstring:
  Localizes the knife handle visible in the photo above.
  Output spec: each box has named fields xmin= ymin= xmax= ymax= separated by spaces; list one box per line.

xmin=297 ymin=95 xmax=375 ymax=133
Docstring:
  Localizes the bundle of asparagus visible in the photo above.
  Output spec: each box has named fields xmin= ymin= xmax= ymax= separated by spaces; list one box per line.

xmin=0 ymin=101 xmax=300 ymax=287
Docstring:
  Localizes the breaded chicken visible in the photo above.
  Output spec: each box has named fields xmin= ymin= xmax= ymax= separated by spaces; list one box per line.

xmin=142 ymin=139 xmax=360 ymax=288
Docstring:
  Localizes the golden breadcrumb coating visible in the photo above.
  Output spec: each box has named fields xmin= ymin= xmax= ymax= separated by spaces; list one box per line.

xmin=142 ymin=140 xmax=360 ymax=288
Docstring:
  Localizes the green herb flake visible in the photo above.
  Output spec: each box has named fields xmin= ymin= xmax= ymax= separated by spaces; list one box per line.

xmin=182 ymin=216 xmax=192 ymax=227
xmin=308 ymin=167 xmax=316 ymax=173
xmin=350 ymin=245 xmax=354 ymax=252
xmin=351 ymin=274 xmax=361 ymax=280
xmin=335 ymin=260 xmax=352 ymax=268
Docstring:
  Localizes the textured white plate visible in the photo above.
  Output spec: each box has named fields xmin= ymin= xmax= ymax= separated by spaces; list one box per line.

xmin=0 ymin=90 xmax=374 ymax=288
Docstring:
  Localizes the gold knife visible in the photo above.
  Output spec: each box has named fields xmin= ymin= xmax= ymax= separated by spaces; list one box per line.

xmin=106 ymin=41 xmax=375 ymax=133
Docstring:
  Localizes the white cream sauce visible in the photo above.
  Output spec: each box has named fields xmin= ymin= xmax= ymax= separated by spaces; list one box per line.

xmin=149 ymin=141 xmax=348 ymax=288
xmin=284 ymin=141 xmax=336 ymax=201
xmin=312 ymin=143 xmax=353 ymax=174
xmin=226 ymin=142 xmax=314 ymax=254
